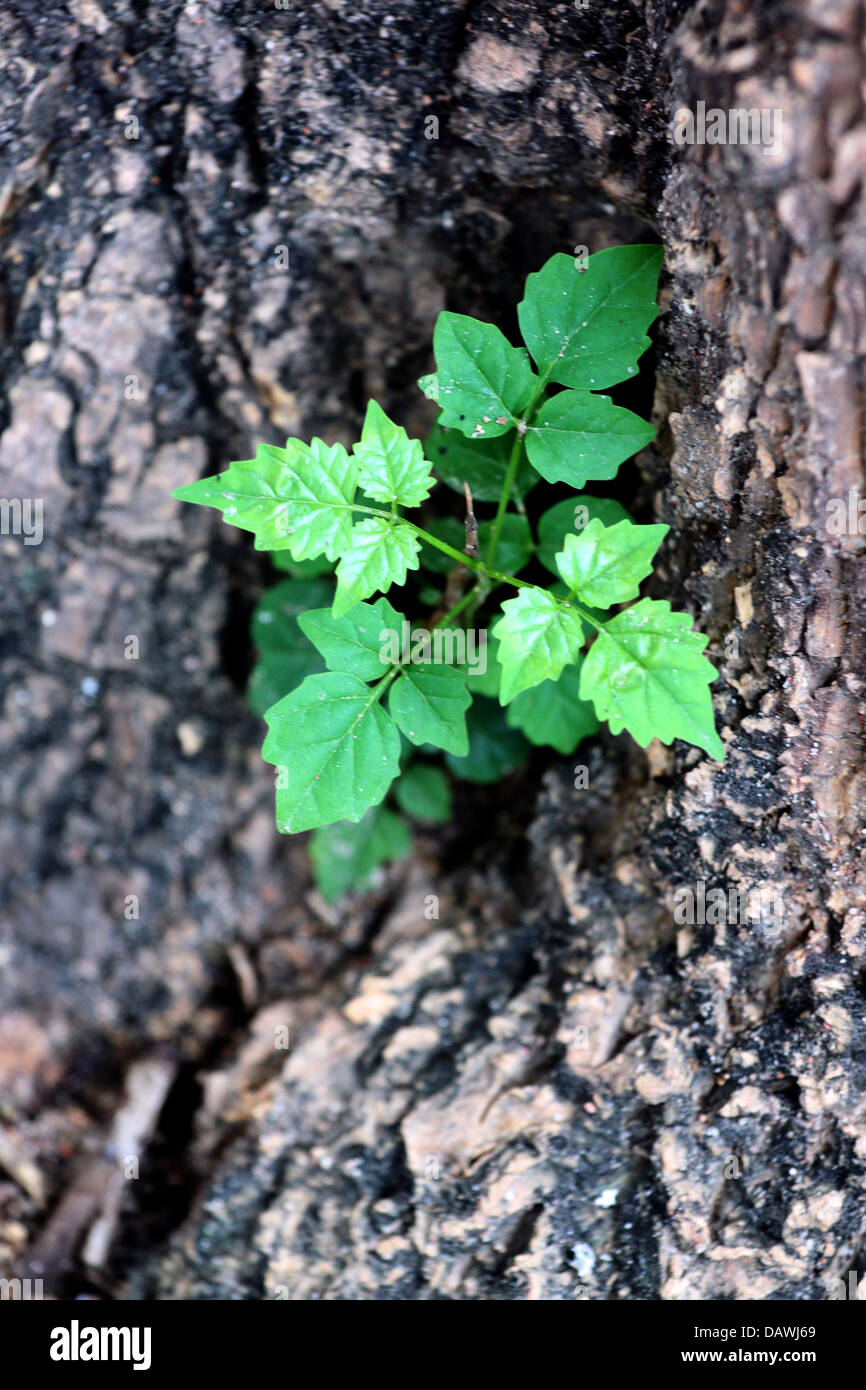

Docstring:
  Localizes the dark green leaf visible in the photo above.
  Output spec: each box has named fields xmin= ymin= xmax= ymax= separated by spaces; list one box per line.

xmin=310 ymin=805 xmax=412 ymax=902
xmin=445 ymin=698 xmax=528 ymax=783
xmin=393 ymin=764 xmax=452 ymax=823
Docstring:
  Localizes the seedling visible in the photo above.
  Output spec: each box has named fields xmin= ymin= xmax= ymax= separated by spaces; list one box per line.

xmin=174 ymin=246 xmax=723 ymax=900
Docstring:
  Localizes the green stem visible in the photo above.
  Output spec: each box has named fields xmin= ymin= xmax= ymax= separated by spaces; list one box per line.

xmin=343 ymin=503 xmax=604 ymax=635
xmin=484 ymin=370 xmax=552 ymax=569
xmin=432 ymin=587 xmax=478 ymax=631
xmin=485 ymin=429 xmax=525 ymax=568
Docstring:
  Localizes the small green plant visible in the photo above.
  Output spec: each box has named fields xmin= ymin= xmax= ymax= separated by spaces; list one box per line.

xmin=174 ymin=246 xmax=723 ymax=901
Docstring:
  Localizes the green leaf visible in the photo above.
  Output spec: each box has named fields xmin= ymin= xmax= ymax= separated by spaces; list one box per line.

xmin=249 ymin=647 xmax=323 ymax=717
xmin=174 ymin=439 xmax=359 ymax=559
xmin=298 ymin=596 xmax=402 ymax=680
xmin=418 ymin=372 xmax=439 ymax=402
xmin=393 ymin=764 xmax=452 ymax=823
xmin=526 ymin=391 xmax=656 ymax=489
xmin=419 ymin=513 xmax=531 ymax=578
xmin=579 ymin=598 xmax=723 ymax=759
xmin=505 ymin=659 xmax=600 ymax=754
xmin=271 ymin=551 xmax=334 ymax=577
xmin=262 ymin=671 xmax=401 ymax=832
xmin=445 ymin=698 xmax=528 ymax=783
xmin=418 ymin=585 xmax=444 ymax=607
xmin=494 ymin=590 xmax=586 ymax=704
xmin=555 ymin=518 xmax=668 ymax=609
xmin=333 ymin=517 xmax=420 ymax=618
xmin=419 ymin=517 xmax=466 ymax=575
xmin=518 ymin=246 xmax=663 ymax=391
xmin=537 ymin=496 xmax=631 ymax=576
xmin=354 ymin=400 xmax=435 ymax=507
xmin=389 ymin=662 xmax=471 ymax=755
xmin=478 ymin=514 xmax=533 ymax=575
xmin=465 ymin=632 xmax=502 ymax=699
xmin=247 ymin=577 xmax=330 ymax=715
xmin=310 ymin=805 xmax=411 ymax=902
xmin=430 ymin=313 xmax=537 ymax=439
xmin=425 ymin=423 xmax=536 ymax=503
xmin=252 ymin=578 xmax=333 ymax=650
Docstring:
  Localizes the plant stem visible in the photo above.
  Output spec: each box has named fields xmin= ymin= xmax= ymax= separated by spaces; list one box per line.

xmin=485 ymin=429 xmax=525 ymax=568
xmin=346 ymin=503 xmax=604 ymax=635
xmin=432 ymin=587 xmax=477 ymax=631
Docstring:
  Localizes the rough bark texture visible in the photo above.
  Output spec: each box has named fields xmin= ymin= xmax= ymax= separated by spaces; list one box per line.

xmin=2 ymin=0 xmax=865 ymax=1300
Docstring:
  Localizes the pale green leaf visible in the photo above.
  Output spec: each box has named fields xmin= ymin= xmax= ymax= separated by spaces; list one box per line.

xmin=174 ymin=438 xmax=359 ymax=559
xmin=431 ymin=312 xmax=537 ymax=439
xmin=310 ymin=805 xmax=411 ymax=902
xmin=354 ymin=400 xmax=435 ymax=507
xmin=262 ymin=671 xmax=401 ymax=832
xmin=526 ymin=390 xmax=656 ymax=488
xmin=555 ymin=518 xmax=668 ymax=608
xmin=333 ymin=517 xmax=421 ymax=618
xmin=494 ymin=589 xmax=586 ymax=704
xmin=505 ymin=659 xmax=600 ymax=754
xmin=518 ymin=245 xmax=663 ymax=391
xmin=418 ymin=372 xmax=439 ymax=402
xmin=579 ymin=598 xmax=723 ymax=759
xmin=537 ymin=496 xmax=631 ymax=576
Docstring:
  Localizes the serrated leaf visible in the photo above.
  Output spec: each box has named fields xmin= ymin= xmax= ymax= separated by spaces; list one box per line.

xmin=537 ymin=496 xmax=631 ymax=576
xmin=445 ymin=698 xmax=528 ymax=783
xmin=393 ymin=764 xmax=452 ymax=823
xmin=526 ymin=390 xmax=656 ymax=488
xmin=425 ymin=423 xmax=536 ymax=504
xmin=262 ymin=671 xmax=401 ymax=832
xmin=354 ymin=400 xmax=435 ymax=507
xmin=298 ymin=596 xmax=403 ymax=680
xmin=431 ymin=313 xmax=537 ymax=439
xmin=247 ymin=577 xmax=330 ymax=715
xmin=494 ymin=589 xmax=586 ymax=704
xmin=174 ymin=438 xmax=359 ymax=559
xmin=555 ymin=518 xmax=668 ymax=608
xmin=310 ymin=805 xmax=411 ymax=902
xmin=579 ymin=598 xmax=723 ymax=759
xmin=333 ymin=517 xmax=420 ymax=618
xmin=505 ymin=659 xmax=600 ymax=754
xmin=389 ymin=661 xmax=471 ymax=755
xmin=518 ymin=246 xmax=663 ymax=391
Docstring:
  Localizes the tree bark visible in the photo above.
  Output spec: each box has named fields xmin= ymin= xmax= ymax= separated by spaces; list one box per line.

xmin=2 ymin=0 xmax=864 ymax=1299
